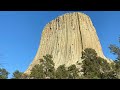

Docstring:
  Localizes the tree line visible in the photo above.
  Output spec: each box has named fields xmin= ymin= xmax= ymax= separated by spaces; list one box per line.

xmin=1 ymin=37 xmax=120 ymax=79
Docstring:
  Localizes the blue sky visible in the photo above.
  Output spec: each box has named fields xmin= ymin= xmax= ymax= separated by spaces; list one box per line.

xmin=0 ymin=11 xmax=119 ymax=78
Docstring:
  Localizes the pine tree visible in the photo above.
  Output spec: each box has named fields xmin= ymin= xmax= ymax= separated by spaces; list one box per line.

xmin=81 ymin=48 xmax=115 ymax=79
xmin=12 ymin=70 xmax=23 ymax=79
xmin=0 ymin=68 xmax=9 ymax=79
xmin=55 ymin=64 xmax=69 ymax=79
xmin=30 ymin=54 xmax=55 ymax=79
xmin=109 ymin=36 xmax=120 ymax=78
xmin=67 ymin=64 xmax=80 ymax=79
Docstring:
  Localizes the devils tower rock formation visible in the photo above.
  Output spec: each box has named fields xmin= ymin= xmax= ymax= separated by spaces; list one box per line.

xmin=25 ymin=12 xmax=110 ymax=74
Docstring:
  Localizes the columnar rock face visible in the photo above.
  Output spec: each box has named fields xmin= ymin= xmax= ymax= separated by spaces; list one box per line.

xmin=25 ymin=12 xmax=110 ymax=74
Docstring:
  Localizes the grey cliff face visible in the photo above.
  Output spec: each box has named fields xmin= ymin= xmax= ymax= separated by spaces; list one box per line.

xmin=25 ymin=12 xmax=111 ymax=74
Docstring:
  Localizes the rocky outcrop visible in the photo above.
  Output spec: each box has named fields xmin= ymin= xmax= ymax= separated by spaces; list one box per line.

xmin=25 ymin=12 xmax=111 ymax=74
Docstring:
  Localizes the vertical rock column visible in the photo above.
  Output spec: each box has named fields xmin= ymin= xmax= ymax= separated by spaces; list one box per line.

xmin=25 ymin=12 xmax=107 ymax=74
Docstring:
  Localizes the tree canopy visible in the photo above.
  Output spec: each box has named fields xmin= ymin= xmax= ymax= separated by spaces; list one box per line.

xmin=0 ymin=68 xmax=9 ymax=79
xmin=81 ymin=48 xmax=116 ymax=79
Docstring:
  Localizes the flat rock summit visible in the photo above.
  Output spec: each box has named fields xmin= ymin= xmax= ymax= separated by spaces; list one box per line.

xmin=25 ymin=12 xmax=111 ymax=74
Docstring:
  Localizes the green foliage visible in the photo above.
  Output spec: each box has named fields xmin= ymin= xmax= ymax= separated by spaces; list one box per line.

xmin=12 ymin=70 xmax=23 ymax=79
xmin=109 ymin=37 xmax=120 ymax=78
xmin=29 ymin=46 xmax=118 ymax=79
xmin=81 ymin=48 xmax=97 ymax=60
xmin=97 ymin=57 xmax=111 ymax=72
xmin=30 ymin=64 xmax=45 ymax=79
xmin=0 ymin=68 xmax=9 ymax=79
xmin=109 ymin=44 xmax=120 ymax=60
xmin=55 ymin=64 xmax=69 ymax=79
xmin=67 ymin=65 xmax=80 ymax=79
xmin=42 ymin=54 xmax=55 ymax=78
xmin=30 ymin=55 xmax=80 ymax=79
xmin=21 ymin=73 xmax=30 ymax=79
xmin=100 ymin=71 xmax=117 ymax=79
xmin=81 ymin=48 xmax=100 ymax=79
xmin=30 ymin=54 xmax=55 ymax=79
xmin=81 ymin=48 xmax=114 ymax=79
xmin=97 ymin=57 xmax=116 ymax=79
xmin=109 ymin=37 xmax=120 ymax=65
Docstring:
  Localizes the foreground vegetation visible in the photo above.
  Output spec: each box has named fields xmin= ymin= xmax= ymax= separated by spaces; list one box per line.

xmin=1 ymin=37 xmax=120 ymax=79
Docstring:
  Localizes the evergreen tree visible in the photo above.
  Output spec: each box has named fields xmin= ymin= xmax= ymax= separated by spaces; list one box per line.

xmin=12 ymin=70 xmax=23 ymax=79
xmin=109 ymin=36 xmax=120 ymax=78
xmin=30 ymin=64 xmax=45 ymax=79
xmin=0 ymin=68 xmax=9 ymax=79
xmin=81 ymin=48 xmax=115 ymax=79
xmin=55 ymin=64 xmax=69 ymax=79
xmin=21 ymin=73 xmax=30 ymax=79
xmin=81 ymin=48 xmax=101 ymax=79
xmin=67 ymin=64 xmax=80 ymax=79
xmin=30 ymin=54 xmax=55 ymax=79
